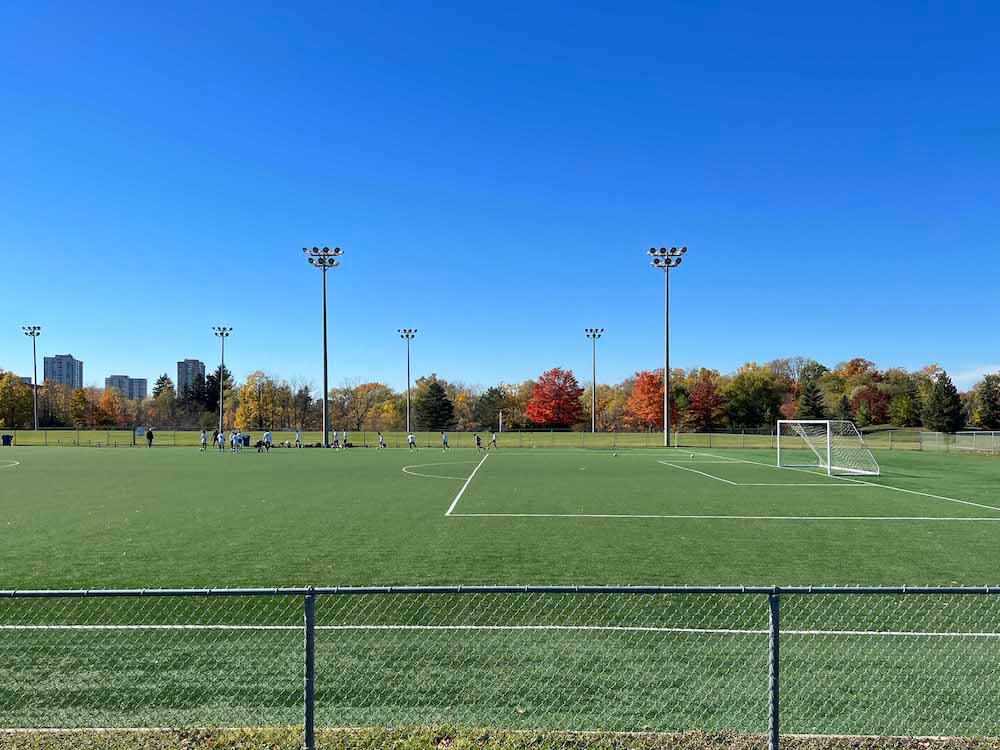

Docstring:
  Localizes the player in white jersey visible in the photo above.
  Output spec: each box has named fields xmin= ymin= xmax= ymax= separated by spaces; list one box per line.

xmin=294 ymin=429 xmax=302 ymax=448
xmin=377 ymin=432 xmax=386 ymax=450
xmin=217 ymin=431 xmax=225 ymax=451
xmin=263 ymin=431 xmax=272 ymax=452
xmin=441 ymin=432 xmax=450 ymax=451
xmin=489 ymin=432 xmax=498 ymax=449
xmin=332 ymin=430 xmax=339 ymax=449
xmin=200 ymin=430 xmax=207 ymax=451
xmin=407 ymin=433 xmax=417 ymax=451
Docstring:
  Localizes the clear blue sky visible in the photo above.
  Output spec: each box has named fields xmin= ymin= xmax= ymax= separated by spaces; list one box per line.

xmin=2 ymin=2 xmax=997 ymax=391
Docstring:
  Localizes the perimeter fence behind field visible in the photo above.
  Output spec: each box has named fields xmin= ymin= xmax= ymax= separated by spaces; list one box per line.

xmin=4 ymin=586 xmax=1000 ymax=748
xmin=0 ymin=427 xmax=952 ymax=452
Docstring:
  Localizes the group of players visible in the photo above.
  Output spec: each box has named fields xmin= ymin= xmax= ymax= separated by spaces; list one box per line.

xmin=196 ymin=429 xmax=501 ymax=452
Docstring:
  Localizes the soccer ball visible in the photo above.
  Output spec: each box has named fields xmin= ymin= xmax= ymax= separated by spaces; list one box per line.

xmin=613 ymin=452 xmax=617 ymax=457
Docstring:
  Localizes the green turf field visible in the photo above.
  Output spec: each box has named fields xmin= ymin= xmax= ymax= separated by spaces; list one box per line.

xmin=1 ymin=444 xmax=999 ymax=588
xmin=3 ymin=445 xmax=1000 ymax=735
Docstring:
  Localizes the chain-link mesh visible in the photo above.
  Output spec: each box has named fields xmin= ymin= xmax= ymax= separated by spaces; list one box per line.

xmin=2 ymin=588 xmax=1000 ymax=741
xmin=0 ymin=594 xmax=302 ymax=729
xmin=783 ymin=593 xmax=1000 ymax=736
xmin=316 ymin=592 xmax=769 ymax=733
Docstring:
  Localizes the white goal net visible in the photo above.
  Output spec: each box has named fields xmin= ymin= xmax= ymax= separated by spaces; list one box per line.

xmin=777 ymin=420 xmax=881 ymax=476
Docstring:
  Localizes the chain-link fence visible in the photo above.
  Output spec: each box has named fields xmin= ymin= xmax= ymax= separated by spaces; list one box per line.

xmin=3 ymin=586 xmax=1000 ymax=747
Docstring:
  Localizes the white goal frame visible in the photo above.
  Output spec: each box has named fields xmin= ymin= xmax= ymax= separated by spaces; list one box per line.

xmin=777 ymin=420 xmax=881 ymax=477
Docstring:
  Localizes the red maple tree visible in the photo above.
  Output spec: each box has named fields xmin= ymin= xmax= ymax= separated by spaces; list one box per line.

xmin=525 ymin=368 xmax=584 ymax=427
xmin=686 ymin=369 xmax=725 ymax=430
xmin=625 ymin=370 xmax=664 ymax=429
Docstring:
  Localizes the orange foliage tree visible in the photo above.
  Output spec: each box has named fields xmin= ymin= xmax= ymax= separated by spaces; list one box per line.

xmin=525 ymin=368 xmax=584 ymax=427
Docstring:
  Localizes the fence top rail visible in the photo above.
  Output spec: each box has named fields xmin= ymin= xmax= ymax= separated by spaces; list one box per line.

xmin=2 ymin=584 xmax=1000 ymax=598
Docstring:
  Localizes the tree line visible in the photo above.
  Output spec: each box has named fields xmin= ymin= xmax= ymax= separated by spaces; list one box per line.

xmin=1 ymin=357 xmax=998 ymax=434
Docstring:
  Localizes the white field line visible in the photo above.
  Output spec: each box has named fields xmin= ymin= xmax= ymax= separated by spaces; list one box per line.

xmin=402 ymin=461 xmax=477 ymax=481
xmin=656 ymin=461 xmax=738 ymax=485
xmin=3 ymin=623 xmax=998 ymax=638
xmin=687 ymin=449 xmax=1000 ymax=514
xmin=445 ymin=452 xmax=490 ymax=516
xmin=449 ymin=512 xmax=1000 ymax=522
xmin=0 ymin=460 xmax=20 ymax=469
xmin=657 ymin=459 xmax=861 ymax=488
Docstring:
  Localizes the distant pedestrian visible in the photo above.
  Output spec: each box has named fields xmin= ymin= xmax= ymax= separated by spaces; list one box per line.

xmin=146 ymin=427 xmax=154 ymax=448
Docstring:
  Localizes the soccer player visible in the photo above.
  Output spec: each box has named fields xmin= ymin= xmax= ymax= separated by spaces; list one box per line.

xmin=489 ymin=432 xmax=498 ymax=449
xmin=217 ymin=431 xmax=226 ymax=452
xmin=332 ymin=430 xmax=339 ymax=450
xmin=407 ymin=433 xmax=417 ymax=451
xmin=230 ymin=430 xmax=238 ymax=453
xmin=475 ymin=433 xmax=485 ymax=452
xmin=377 ymin=431 xmax=386 ymax=450
xmin=263 ymin=431 xmax=272 ymax=452
xmin=200 ymin=430 xmax=207 ymax=451
xmin=146 ymin=427 xmax=154 ymax=448
xmin=343 ymin=430 xmax=349 ymax=448
xmin=441 ymin=431 xmax=450 ymax=451
xmin=295 ymin=429 xmax=302 ymax=449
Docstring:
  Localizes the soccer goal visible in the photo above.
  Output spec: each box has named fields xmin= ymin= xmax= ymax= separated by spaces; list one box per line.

xmin=777 ymin=420 xmax=881 ymax=476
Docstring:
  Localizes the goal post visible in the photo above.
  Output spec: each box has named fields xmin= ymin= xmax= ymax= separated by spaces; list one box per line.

xmin=777 ymin=420 xmax=880 ymax=476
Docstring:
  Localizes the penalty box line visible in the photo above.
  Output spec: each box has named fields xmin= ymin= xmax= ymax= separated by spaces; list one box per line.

xmin=683 ymin=449 xmax=1000 ymax=515
xmin=3 ymin=623 xmax=999 ymax=638
xmin=445 ymin=452 xmax=490 ymax=516
xmin=656 ymin=459 xmax=863 ymax=488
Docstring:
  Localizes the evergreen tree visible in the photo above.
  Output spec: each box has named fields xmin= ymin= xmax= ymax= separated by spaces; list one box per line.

xmin=889 ymin=393 xmax=921 ymax=427
xmin=152 ymin=373 xmax=175 ymax=398
xmin=855 ymin=400 xmax=872 ymax=427
xmin=180 ymin=373 xmax=209 ymax=409
xmin=921 ymin=372 xmax=964 ymax=432
xmin=834 ymin=394 xmax=853 ymax=421
xmin=796 ymin=379 xmax=826 ymax=419
xmin=975 ymin=374 xmax=1000 ymax=430
xmin=204 ymin=365 xmax=234 ymax=414
xmin=414 ymin=380 xmax=455 ymax=430
xmin=473 ymin=386 xmax=511 ymax=430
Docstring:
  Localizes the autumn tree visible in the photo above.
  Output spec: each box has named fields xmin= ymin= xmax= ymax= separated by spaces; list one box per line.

xmin=625 ymin=370 xmax=664 ymax=430
xmin=723 ymin=363 xmax=787 ymax=428
xmin=0 ymin=372 xmax=33 ymax=429
xmin=526 ymin=368 xmax=584 ymax=427
xmin=922 ymin=371 xmax=964 ymax=432
xmin=341 ymin=381 xmax=395 ymax=430
xmin=69 ymin=388 xmax=91 ymax=427
xmin=98 ymin=388 xmax=127 ymax=427
xmin=685 ymin=369 xmax=724 ymax=430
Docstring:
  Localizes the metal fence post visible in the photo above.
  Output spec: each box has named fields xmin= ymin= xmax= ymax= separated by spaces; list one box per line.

xmin=304 ymin=590 xmax=316 ymax=750
xmin=768 ymin=592 xmax=781 ymax=750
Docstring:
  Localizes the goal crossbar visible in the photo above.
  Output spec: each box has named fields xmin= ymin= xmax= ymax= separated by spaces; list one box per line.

xmin=777 ymin=420 xmax=880 ymax=477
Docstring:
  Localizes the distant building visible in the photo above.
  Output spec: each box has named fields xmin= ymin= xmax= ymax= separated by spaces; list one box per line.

xmin=105 ymin=375 xmax=147 ymax=401
xmin=18 ymin=376 xmax=33 ymax=386
xmin=177 ymin=358 xmax=206 ymax=399
xmin=44 ymin=354 xmax=83 ymax=389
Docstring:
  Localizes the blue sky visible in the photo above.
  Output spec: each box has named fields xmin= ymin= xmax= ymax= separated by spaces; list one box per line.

xmin=1 ymin=2 xmax=997 ymax=391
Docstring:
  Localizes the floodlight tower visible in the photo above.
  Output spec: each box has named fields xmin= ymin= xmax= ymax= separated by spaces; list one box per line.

xmin=303 ymin=246 xmax=344 ymax=448
xmin=399 ymin=329 xmax=417 ymax=433
xmin=647 ymin=246 xmax=688 ymax=447
xmin=21 ymin=326 xmax=41 ymax=430
xmin=212 ymin=327 xmax=232 ymax=434
xmin=584 ymin=328 xmax=604 ymax=433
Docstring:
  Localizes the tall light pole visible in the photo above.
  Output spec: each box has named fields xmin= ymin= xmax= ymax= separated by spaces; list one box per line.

xmin=584 ymin=328 xmax=604 ymax=433
xmin=399 ymin=329 xmax=417 ymax=433
xmin=303 ymin=246 xmax=344 ymax=448
xmin=212 ymin=326 xmax=232 ymax=434
xmin=21 ymin=326 xmax=41 ymax=430
xmin=648 ymin=246 xmax=688 ymax=447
